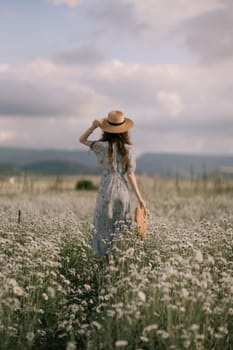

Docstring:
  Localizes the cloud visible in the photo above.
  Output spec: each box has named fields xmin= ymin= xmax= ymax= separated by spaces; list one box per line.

xmin=47 ymin=0 xmax=232 ymax=67
xmin=156 ymin=91 xmax=184 ymax=117
xmin=88 ymin=0 xmax=148 ymax=38
xmin=77 ymin=59 xmax=233 ymax=144
xmin=2 ymin=57 xmax=232 ymax=127
xmin=132 ymin=0 xmax=222 ymax=34
xmin=48 ymin=0 xmax=83 ymax=7
xmin=0 ymin=56 xmax=232 ymax=154
xmin=86 ymin=0 xmax=223 ymax=42
xmin=178 ymin=3 xmax=233 ymax=64
xmin=47 ymin=0 xmax=231 ymax=75
xmin=0 ymin=64 xmax=9 ymax=73
xmin=0 ymin=59 xmax=106 ymax=118
xmin=125 ymin=0 xmax=233 ymax=66
xmin=0 ymin=78 xmax=74 ymax=117
xmin=52 ymin=45 xmax=106 ymax=65
xmin=0 ymin=130 xmax=15 ymax=142
xmin=83 ymin=0 xmax=231 ymax=67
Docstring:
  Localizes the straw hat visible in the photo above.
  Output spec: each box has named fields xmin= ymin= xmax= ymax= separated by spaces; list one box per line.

xmin=100 ymin=110 xmax=133 ymax=133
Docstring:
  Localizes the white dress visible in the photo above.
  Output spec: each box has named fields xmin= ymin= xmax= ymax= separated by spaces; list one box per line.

xmin=86 ymin=140 xmax=136 ymax=256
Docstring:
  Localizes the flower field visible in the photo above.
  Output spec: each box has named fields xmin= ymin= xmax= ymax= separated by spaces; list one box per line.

xmin=0 ymin=179 xmax=233 ymax=350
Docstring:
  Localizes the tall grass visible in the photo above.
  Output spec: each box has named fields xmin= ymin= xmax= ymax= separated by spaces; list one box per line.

xmin=0 ymin=185 xmax=232 ymax=349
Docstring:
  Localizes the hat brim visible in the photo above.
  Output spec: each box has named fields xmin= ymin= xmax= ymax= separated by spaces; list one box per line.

xmin=100 ymin=117 xmax=134 ymax=133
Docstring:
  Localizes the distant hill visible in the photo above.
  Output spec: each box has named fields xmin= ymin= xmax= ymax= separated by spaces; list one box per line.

xmin=136 ymin=153 xmax=233 ymax=177
xmin=0 ymin=146 xmax=232 ymax=177
xmin=0 ymin=147 xmax=98 ymax=175
xmin=0 ymin=163 xmax=22 ymax=176
xmin=0 ymin=146 xmax=96 ymax=167
xmin=24 ymin=160 xmax=100 ymax=175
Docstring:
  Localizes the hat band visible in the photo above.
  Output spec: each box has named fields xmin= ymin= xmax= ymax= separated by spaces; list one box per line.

xmin=108 ymin=119 xmax=125 ymax=126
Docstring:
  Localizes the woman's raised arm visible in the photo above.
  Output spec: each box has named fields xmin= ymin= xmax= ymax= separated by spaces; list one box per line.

xmin=79 ymin=119 xmax=103 ymax=146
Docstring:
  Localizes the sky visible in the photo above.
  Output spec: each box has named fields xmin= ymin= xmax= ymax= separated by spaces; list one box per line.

xmin=0 ymin=0 xmax=233 ymax=156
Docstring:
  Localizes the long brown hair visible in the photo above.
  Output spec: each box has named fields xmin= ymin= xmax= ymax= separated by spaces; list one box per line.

xmin=101 ymin=131 xmax=132 ymax=170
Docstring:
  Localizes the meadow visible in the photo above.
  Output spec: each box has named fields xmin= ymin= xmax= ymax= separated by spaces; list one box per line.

xmin=0 ymin=175 xmax=232 ymax=350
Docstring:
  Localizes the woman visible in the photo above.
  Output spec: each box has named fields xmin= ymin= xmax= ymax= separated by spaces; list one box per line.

xmin=79 ymin=110 xmax=146 ymax=257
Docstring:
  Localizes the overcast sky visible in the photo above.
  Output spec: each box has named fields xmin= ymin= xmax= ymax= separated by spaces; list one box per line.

xmin=0 ymin=0 xmax=233 ymax=155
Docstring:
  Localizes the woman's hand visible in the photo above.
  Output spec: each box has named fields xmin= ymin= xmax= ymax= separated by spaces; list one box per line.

xmin=139 ymin=198 xmax=146 ymax=211
xmin=92 ymin=118 xmax=105 ymax=128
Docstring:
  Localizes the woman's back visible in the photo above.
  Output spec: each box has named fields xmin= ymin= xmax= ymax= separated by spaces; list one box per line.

xmin=87 ymin=140 xmax=135 ymax=176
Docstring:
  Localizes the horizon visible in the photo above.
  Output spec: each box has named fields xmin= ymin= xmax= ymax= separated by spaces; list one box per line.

xmin=1 ymin=144 xmax=233 ymax=158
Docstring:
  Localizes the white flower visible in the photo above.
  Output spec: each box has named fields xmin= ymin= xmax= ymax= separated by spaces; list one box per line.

xmin=115 ymin=340 xmax=128 ymax=347
xmin=8 ymin=278 xmax=18 ymax=287
xmin=13 ymin=285 xmax=24 ymax=296
xmin=143 ymin=324 xmax=158 ymax=334
xmin=194 ymin=250 xmax=203 ymax=263
xmin=66 ymin=341 xmax=76 ymax=350
xmin=84 ymin=284 xmax=91 ymax=290
xmin=91 ymin=321 xmax=102 ymax=330
xmin=107 ymin=310 xmax=115 ymax=317
xmin=218 ymin=326 xmax=228 ymax=334
xmin=190 ymin=324 xmax=199 ymax=332
xmin=157 ymin=330 xmax=169 ymax=339
xmin=13 ymin=298 xmax=21 ymax=310
xmin=207 ymin=255 xmax=215 ymax=265
xmin=71 ymin=304 xmax=79 ymax=313
xmin=183 ymin=340 xmax=191 ymax=348
xmin=42 ymin=293 xmax=48 ymax=301
xmin=181 ymin=288 xmax=189 ymax=298
xmin=47 ymin=287 xmax=55 ymax=298
xmin=26 ymin=332 xmax=34 ymax=342
xmin=167 ymin=266 xmax=178 ymax=276
xmin=138 ymin=291 xmax=146 ymax=302
xmin=140 ymin=336 xmax=149 ymax=342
